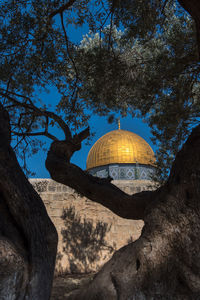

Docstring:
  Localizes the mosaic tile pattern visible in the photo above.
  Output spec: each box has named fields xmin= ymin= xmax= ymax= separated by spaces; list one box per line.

xmin=89 ymin=164 xmax=155 ymax=180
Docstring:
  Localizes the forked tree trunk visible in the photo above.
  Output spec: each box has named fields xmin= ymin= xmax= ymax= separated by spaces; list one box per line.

xmin=67 ymin=186 xmax=200 ymax=299
xmin=70 ymin=3 xmax=200 ymax=298
xmin=46 ymin=123 xmax=200 ymax=299
xmin=0 ymin=106 xmax=58 ymax=298
xmin=0 ymin=1 xmax=199 ymax=299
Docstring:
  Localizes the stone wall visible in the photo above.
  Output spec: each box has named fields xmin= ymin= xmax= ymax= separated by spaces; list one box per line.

xmin=30 ymin=178 xmax=154 ymax=274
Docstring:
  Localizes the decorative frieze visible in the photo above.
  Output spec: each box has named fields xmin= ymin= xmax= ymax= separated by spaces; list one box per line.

xmin=88 ymin=163 xmax=155 ymax=180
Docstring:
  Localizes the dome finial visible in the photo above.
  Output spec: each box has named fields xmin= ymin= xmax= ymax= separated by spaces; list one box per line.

xmin=118 ymin=118 xmax=121 ymax=130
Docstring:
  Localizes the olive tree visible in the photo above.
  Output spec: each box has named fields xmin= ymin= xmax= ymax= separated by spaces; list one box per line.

xmin=1 ymin=0 xmax=200 ymax=299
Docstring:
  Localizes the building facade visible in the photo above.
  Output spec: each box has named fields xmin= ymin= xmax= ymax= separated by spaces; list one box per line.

xmin=31 ymin=127 xmax=156 ymax=274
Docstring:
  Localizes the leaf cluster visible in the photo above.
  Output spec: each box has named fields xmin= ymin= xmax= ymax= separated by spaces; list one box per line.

xmin=71 ymin=4 xmax=200 ymax=182
xmin=0 ymin=0 xmax=200 ymax=180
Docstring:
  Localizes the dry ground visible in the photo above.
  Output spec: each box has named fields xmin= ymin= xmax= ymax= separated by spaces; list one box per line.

xmin=51 ymin=274 xmax=95 ymax=299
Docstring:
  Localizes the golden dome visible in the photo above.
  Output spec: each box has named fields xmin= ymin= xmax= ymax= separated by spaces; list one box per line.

xmin=86 ymin=129 xmax=155 ymax=170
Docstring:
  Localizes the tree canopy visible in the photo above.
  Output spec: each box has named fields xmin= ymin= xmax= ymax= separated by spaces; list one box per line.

xmin=0 ymin=0 xmax=200 ymax=181
xmin=1 ymin=1 xmax=200 ymax=299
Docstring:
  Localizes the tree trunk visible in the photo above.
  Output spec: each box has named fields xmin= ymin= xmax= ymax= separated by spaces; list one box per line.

xmin=0 ymin=105 xmax=58 ymax=299
xmin=178 ymin=0 xmax=200 ymax=58
xmin=178 ymin=0 xmax=200 ymax=23
xmin=46 ymin=123 xmax=200 ymax=299
xmin=67 ymin=187 xmax=200 ymax=299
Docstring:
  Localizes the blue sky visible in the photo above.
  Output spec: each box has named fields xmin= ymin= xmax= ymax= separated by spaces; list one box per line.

xmin=27 ymin=110 xmax=155 ymax=178
xmin=23 ymin=14 xmax=156 ymax=178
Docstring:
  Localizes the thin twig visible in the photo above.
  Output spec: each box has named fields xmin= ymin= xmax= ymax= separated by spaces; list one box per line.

xmin=60 ymin=11 xmax=79 ymax=81
xmin=49 ymin=0 xmax=77 ymax=19
xmin=0 ymin=89 xmax=72 ymax=140
xmin=161 ymin=0 xmax=169 ymax=14
xmin=108 ymin=0 xmax=115 ymax=51
xmin=12 ymin=130 xmax=58 ymax=141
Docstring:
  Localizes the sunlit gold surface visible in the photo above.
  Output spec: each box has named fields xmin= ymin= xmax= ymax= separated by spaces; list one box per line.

xmin=86 ymin=129 xmax=155 ymax=170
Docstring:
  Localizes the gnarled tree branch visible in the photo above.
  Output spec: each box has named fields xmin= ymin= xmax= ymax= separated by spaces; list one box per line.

xmin=46 ymin=128 xmax=157 ymax=220
xmin=178 ymin=0 xmax=200 ymax=59
xmin=12 ymin=130 xmax=58 ymax=141
xmin=49 ymin=0 xmax=77 ymax=19
xmin=0 ymin=104 xmax=58 ymax=299
xmin=0 ymin=89 xmax=72 ymax=140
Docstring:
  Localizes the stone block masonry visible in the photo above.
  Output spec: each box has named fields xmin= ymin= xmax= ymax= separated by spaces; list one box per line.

xmin=30 ymin=178 xmax=155 ymax=274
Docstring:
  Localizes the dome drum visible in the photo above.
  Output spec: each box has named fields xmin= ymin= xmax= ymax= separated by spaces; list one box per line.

xmin=88 ymin=163 xmax=156 ymax=181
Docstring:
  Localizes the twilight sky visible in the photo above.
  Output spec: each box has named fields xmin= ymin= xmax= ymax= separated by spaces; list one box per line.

xmin=26 ymin=110 xmax=155 ymax=178
xmin=18 ymin=16 xmax=156 ymax=178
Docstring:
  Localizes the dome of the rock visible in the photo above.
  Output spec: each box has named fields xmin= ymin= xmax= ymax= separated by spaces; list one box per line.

xmin=86 ymin=128 xmax=156 ymax=181
xmin=86 ymin=129 xmax=155 ymax=170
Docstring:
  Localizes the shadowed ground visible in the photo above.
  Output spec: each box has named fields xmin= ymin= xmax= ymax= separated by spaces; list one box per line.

xmin=51 ymin=274 xmax=94 ymax=299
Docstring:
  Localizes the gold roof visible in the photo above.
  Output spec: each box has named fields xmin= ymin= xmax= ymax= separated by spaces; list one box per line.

xmin=86 ymin=129 xmax=155 ymax=170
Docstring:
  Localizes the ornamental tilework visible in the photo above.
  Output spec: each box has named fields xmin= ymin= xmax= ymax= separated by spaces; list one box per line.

xmin=89 ymin=163 xmax=155 ymax=181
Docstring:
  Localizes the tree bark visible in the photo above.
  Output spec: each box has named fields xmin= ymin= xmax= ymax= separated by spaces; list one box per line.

xmin=46 ymin=140 xmax=157 ymax=220
xmin=0 ymin=105 xmax=58 ymax=299
xmin=178 ymin=0 xmax=200 ymax=58
xmin=46 ymin=123 xmax=200 ymax=299
xmin=178 ymin=0 xmax=200 ymax=23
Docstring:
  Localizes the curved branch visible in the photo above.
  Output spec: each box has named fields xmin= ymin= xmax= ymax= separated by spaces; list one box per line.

xmin=46 ymin=139 xmax=156 ymax=220
xmin=12 ymin=130 xmax=58 ymax=141
xmin=178 ymin=0 xmax=200 ymax=59
xmin=60 ymin=11 xmax=79 ymax=80
xmin=0 ymin=104 xmax=58 ymax=298
xmin=73 ymin=126 xmax=90 ymax=143
xmin=0 ymin=89 xmax=72 ymax=140
xmin=49 ymin=0 xmax=77 ymax=19
xmin=178 ymin=0 xmax=200 ymax=22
